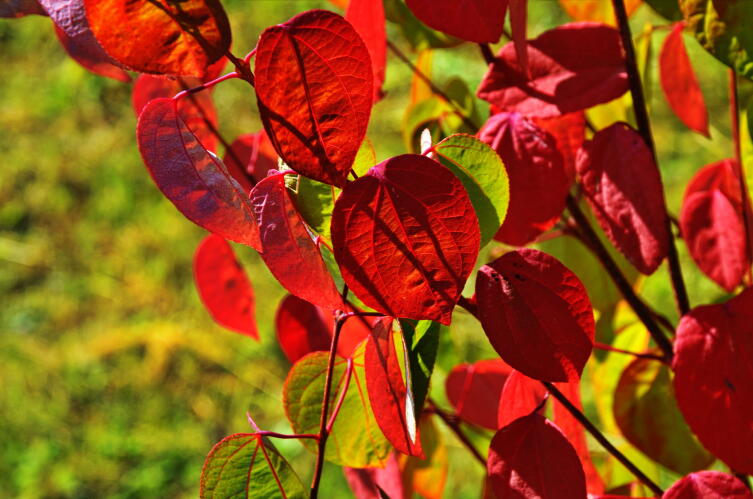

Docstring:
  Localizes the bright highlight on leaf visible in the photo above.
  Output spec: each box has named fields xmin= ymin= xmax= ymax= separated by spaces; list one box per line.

xmin=255 ymin=9 xmax=373 ymax=188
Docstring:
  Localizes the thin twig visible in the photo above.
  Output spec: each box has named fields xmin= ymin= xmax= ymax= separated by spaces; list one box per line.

xmin=594 ymin=342 xmax=664 ymax=361
xmin=479 ymin=43 xmax=496 ymax=65
xmin=427 ymin=398 xmax=486 ymax=466
xmin=729 ymin=70 xmax=753 ymax=285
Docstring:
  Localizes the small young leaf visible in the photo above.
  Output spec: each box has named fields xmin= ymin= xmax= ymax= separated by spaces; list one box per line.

xmin=200 ymin=433 xmax=306 ymax=499
xmin=477 ymin=22 xmax=628 ymax=117
xmin=497 ymin=369 xmax=547 ymax=428
xmin=84 ymin=0 xmax=231 ymax=77
xmin=664 ymin=471 xmax=753 ymax=499
xmin=577 ymin=122 xmax=670 ymax=275
xmin=346 ymin=0 xmax=387 ymax=101
xmin=255 ymin=10 xmax=373 ymax=188
xmin=429 ymin=133 xmax=510 ymax=247
xmin=445 ymin=359 xmax=512 ymax=430
xmin=478 ymin=112 xmax=569 ymax=246
xmin=404 ymin=0 xmax=508 ymax=44
xmin=476 ymin=249 xmax=595 ymax=382
xmin=250 ymin=173 xmax=342 ymax=311
xmin=193 ymin=234 xmax=258 ymax=339
xmin=331 ymin=154 xmax=480 ymax=325
xmin=487 ymin=414 xmax=587 ymax=499
xmin=223 ymin=132 xmax=278 ymax=193
xmin=673 ymin=289 xmax=753 ymax=475
xmin=660 ymin=22 xmax=709 ymax=137
xmin=136 ymin=98 xmax=260 ymax=249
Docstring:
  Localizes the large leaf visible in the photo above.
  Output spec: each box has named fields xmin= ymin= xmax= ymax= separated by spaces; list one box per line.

xmin=404 ymin=0 xmax=508 ymax=43
xmin=477 ymin=22 xmax=628 ymax=117
xmin=250 ymin=173 xmax=342 ymax=310
xmin=136 ymin=98 xmax=260 ymax=249
xmin=673 ymin=288 xmax=753 ymax=474
xmin=255 ymin=10 xmax=373 ymax=187
xmin=400 ymin=319 xmax=440 ymax=417
xmin=476 ymin=249 xmax=594 ymax=382
xmin=331 ymin=154 xmax=480 ymax=325
xmin=428 ymin=134 xmax=509 ymax=247
xmin=200 ymin=433 xmax=306 ymax=499
xmin=680 ymin=0 xmax=753 ymax=80
xmin=576 ymin=122 xmax=670 ymax=275
xmin=346 ymin=0 xmax=386 ymax=101
xmin=487 ymin=414 xmax=587 ymax=499
xmin=664 ymin=471 xmax=753 ymax=499
xmin=283 ymin=351 xmax=391 ymax=468
xmin=84 ymin=0 xmax=231 ymax=77
xmin=613 ymin=357 xmax=714 ymax=474
xmin=193 ymin=234 xmax=258 ymax=339
xmin=445 ymin=358 xmax=512 ymax=430
xmin=660 ymin=22 xmax=709 ymax=137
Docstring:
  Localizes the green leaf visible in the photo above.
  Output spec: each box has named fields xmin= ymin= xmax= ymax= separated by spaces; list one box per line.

xmin=200 ymin=433 xmax=307 ymax=499
xmin=383 ymin=0 xmax=462 ymax=50
xmin=681 ymin=0 xmax=753 ymax=79
xmin=283 ymin=351 xmax=391 ymax=467
xmin=430 ymin=134 xmax=509 ymax=247
xmin=399 ymin=319 xmax=441 ymax=416
xmin=644 ymin=0 xmax=683 ymax=21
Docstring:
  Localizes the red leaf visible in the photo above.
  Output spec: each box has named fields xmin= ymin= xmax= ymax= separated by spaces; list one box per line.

xmin=255 ymin=10 xmax=373 ymax=188
xmin=487 ymin=413 xmax=587 ymax=499
xmin=0 ymin=0 xmax=46 ymax=17
xmin=673 ymin=289 xmax=753 ymax=474
xmin=477 ymin=22 xmax=628 ymax=117
xmin=250 ymin=173 xmax=342 ymax=310
xmin=405 ymin=0 xmax=508 ymax=44
xmin=136 ymin=98 xmax=260 ymax=249
xmin=531 ymin=111 xmax=585 ymax=182
xmin=84 ymin=0 xmax=231 ymax=77
xmin=576 ymin=122 xmax=669 ymax=274
xmin=497 ymin=369 xmax=547 ymax=428
xmin=193 ymin=234 xmax=257 ymax=339
xmin=222 ymin=132 xmax=278 ymax=193
xmin=345 ymin=453 xmax=406 ymax=499
xmin=478 ymin=112 xmax=570 ymax=246
xmin=132 ymin=75 xmax=219 ymax=152
xmin=445 ymin=359 xmax=512 ymax=430
xmin=365 ymin=318 xmax=423 ymax=457
xmin=659 ymin=22 xmax=709 ymax=137
xmin=476 ymin=249 xmax=594 ymax=382
xmin=331 ymin=154 xmax=480 ymax=325
xmin=509 ymin=0 xmax=528 ymax=76
xmin=663 ymin=471 xmax=753 ymax=499
xmin=346 ymin=0 xmax=387 ymax=102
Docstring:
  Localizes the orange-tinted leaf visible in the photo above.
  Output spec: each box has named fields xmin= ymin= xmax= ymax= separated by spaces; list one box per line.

xmin=331 ymin=154 xmax=480 ymax=325
xmin=250 ymin=173 xmax=342 ymax=310
xmin=255 ymin=10 xmax=373 ymax=187
xmin=1 ymin=0 xmax=46 ymax=17
xmin=84 ymin=0 xmax=231 ymax=77
xmin=478 ymin=112 xmax=569 ymax=246
xmin=136 ymin=98 xmax=260 ymax=249
xmin=446 ymin=359 xmax=512 ymax=430
xmin=488 ymin=413 xmax=587 ymax=498
xmin=345 ymin=453 xmax=406 ymax=499
xmin=193 ymin=234 xmax=257 ymax=339
xmin=478 ymin=23 xmax=628 ymax=117
xmin=660 ymin=22 xmax=709 ymax=137
xmin=497 ymin=369 xmax=547 ymax=428
xmin=405 ymin=0 xmax=508 ymax=44
xmin=532 ymin=112 xmax=586 ymax=182
xmin=663 ymin=471 xmax=753 ymax=499
xmin=346 ymin=0 xmax=386 ymax=101
xmin=673 ymin=288 xmax=753 ymax=474
xmin=222 ymin=132 xmax=278 ymax=193
xmin=577 ymin=122 xmax=670 ymax=274
xmin=477 ymin=249 xmax=594 ymax=382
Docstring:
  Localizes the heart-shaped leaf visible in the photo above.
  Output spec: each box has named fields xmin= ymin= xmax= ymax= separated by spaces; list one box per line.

xmin=136 ymin=98 xmax=260 ymax=249
xmin=445 ymin=359 xmax=512 ymax=430
xmin=331 ymin=154 xmax=480 ymax=325
xmin=193 ymin=234 xmax=257 ymax=339
xmin=405 ymin=0 xmax=508 ymax=44
xmin=255 ymin=10 xmax=373 ymax=187
xmin=664 ymin=471 xmax=753 ymax=499
xmin=476 ymin=249 xmax=595 ymax=382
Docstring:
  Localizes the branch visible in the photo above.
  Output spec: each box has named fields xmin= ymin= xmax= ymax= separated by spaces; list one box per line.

xmin=594 ymin=342 xmax=665 ymax=362
xmin=611 ymin=0 xmax=689 ymax=316
xmin=427 ymin=398 xmax=486 ymax=466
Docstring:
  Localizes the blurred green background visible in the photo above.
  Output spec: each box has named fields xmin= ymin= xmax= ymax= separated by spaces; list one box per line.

xmin=0 ymin=0 xmax=746 ymax=497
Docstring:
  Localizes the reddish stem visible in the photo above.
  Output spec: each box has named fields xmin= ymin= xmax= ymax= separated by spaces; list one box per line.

xmin=172 ymin=71 xmax=239 ymax=101
xmin=326 ymin=358 xmax=353 ymax=433
xmin=257 ymin=431 xmax=319 ymax=441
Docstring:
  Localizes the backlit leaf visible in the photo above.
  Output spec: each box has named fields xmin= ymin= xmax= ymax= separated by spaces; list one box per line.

xmin=445 ymin=358 xmax=512 ymax=430
xmin=136 ymin=98 xmax=260 ymax=249
xmin=52 ymin=24 xmax=130 ymax=82
xmin=405 ymin=0 xmax=507 ymax=44
xmin=250 ymin=173 xmax=342 ymax=311
xmin=331 ymin=154 xmax=480 ymax=325
xmin=477 ymin=22 xmax=628 ymax=117
xmin=223 ymin=132 xmax=278 ymax=193
xmin=478 ymin=112 xmax=569 ymax=246
xmin=346 ymin=0 xmax=386 ymax=101
xmin=384 ymin=0 xmax=461 ymax=50
xmin=673 ymin=288 xmax=753 ymax=474
xmin=476 ymin=249 xmax=594 ymax=382
xmin=644 ymin=0 xmax=683 ymax=21
xmin=283 ymin=351 xmax=391 ymax=468
xmin=84 ymin=0 xmax=231 ymax=77
xmin=497 ymin=369 xmax=547 ymax=428
xmin=664 ymin=471 xmax=753 ymax=499
xmin=532 ymin=112 xmax=585 ymax=182
xmin=193 ymin=234 xmax=258 ymax=339
xmin=255 ymin=10 xmax=373 ymax=188
xmin=400 ymin=319 xmax=440 ymax=417
xmin=200 ymin=433 xmax=306 ymax=499
xmin=576 ymin=122 xmax=670 ymax=275
xmin=660 ymin=22 xmax=709 ymax=137
xmin=487 ymin=414 xmax=587 ymax=499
